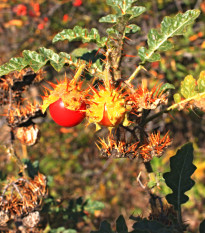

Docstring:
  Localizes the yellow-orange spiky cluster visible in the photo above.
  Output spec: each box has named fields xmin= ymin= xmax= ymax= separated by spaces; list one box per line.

xmin=87 ymin=82 xmax=127 ymax=128
xmin=96 ymin=135 xmax=139 ymax=158
xmin=0 ymin=173 xmax=47 ymax=223
xmin=139 ymin=131 xmax=171 ymax=162
xmin=127 ymin=84 xmax=168 ymax=113
xmin=41 ymin=76 xmax=85 ymax=114
xmin=6 ymin=101 xmax=41 ymax=127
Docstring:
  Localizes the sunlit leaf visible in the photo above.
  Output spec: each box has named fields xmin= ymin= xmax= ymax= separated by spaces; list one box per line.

xmin=125 ymin=24 xmax=140 ymax=34
xmin=52 ymin=26 xmax=107 ymax=47
xmin=180 ymin=75 xmax=197 ymax=98
xmin=138 ymin=9 xmax=200 ymax=62
xmin=23 ymin=50 xmax=48 ymax=72
xmin=0 ymin=57 xmax=27 ymax=76
xmin=198 ymin=70 xmax=205 ymax=93
xmin=39 ymin=47 xmax=66 ymax=71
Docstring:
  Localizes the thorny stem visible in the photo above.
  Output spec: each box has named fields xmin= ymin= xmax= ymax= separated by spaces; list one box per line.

xmin=141 ymin=108 xmax=169 ymax=127
xmin=127 ymin=65 xmax=146 ymax=84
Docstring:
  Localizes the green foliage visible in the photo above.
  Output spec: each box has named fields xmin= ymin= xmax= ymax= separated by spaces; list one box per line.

xmin=116 ymin=215 xmax=128 ymax=233
xmin=50 ymin=227 xmax=77 ymax=233
xmin=0 ymin=48 xmax=77 ymax=75
xmin=132 ymin=218 xmax=173 ymax=233
xmin=52 ymin=26 xmax=107 ymax=47
xmin=22 ymin=159 xmax=39 ymax=179
xmin=172 ymin=71 xmax=205 ymax=110
xmin=91 ymin=215 xmax=156 ymax=233
xmin=163 ymin=143 xmax=196 ymax=210
xmin=138 ymin=9 xmax=200 ymax=62
xmin=0 ymin=57 xmax=28 ymax=75
xmin=200 ymin=220 xmax=205 ymax=233
xmin=84 ymin=199 xmax=105 ymax=214
xmin=99 ymin=0 xmax=146 ymax=23
xmin=180 ymin=75 xmax=197 ymax=98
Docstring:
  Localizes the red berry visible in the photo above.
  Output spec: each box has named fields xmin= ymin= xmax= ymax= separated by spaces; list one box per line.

xmin=49 ymin=98 xmax=86 ymax=127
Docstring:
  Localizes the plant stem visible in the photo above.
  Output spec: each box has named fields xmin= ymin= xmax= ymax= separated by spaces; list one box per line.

xmin=127 ymin=65 xmax=146 ymax=84
xmin=144 ymin=161 xmax=153 ymax=173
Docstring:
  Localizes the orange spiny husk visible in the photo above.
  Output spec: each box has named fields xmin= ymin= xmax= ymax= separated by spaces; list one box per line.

xmin=96 ymin=135 xmax=139 ymax=158
xmin=139 ymin=131 xmax=172 ymax=162
xmin=127 ymin=83 xmax=168 ymax=113
xmin=86 ymin=82 xmax=128 ymax=128
xmin=41 ymin=75 xmax=86 ymax=114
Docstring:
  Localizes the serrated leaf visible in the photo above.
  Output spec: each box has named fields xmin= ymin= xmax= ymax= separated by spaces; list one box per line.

xmin=100 ymin=0 xmax=145 ymax=25
xmin=180 ymin=74 xmax=197 ymax=98
xmin=173 ymin=93 xmax=181 ymax=103
xmin=22 ymin=50 xmax=48 ymax=72
xmin=39 ymin=47 xmax=66 ymax=71
xmin=133 ymin=219 xmax=172 ymax=233
xmin=163 ymin=143 xmax=196 ymax=210
xmin=116 ymin=215 xmax=128 ymax=233
xmin=84 ymin=199 xmax=104 ymax=215
xmin=125 ymin=24 xmax=140 ymax=34
xmin=52 ymin=26 xmax=106 ymax=47
xmin=127 ymin=6 xmax=146 ymax=19
xmin=159 ymin=83 xmax=175 ymax=94
xmin=198 ymin=71 xmax=205 ymax=93
xmin=99 ymin=14 xmax=118 ymax=23
xmin=0 ymin=57 xmax=28 ymax=76
xmin=138 ymin=9 xmax=200 ymax=62
xmin=59 ymin=52 xmax=78 ymax=65
xmin=90 ymin=220 xmax=113 ymax=233
xmin=199 ymin=219 xmax=205 ymax=233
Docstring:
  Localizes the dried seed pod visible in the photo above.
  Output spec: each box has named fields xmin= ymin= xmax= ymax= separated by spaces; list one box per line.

xmin=22 ymin=211 xmax=40 ymax=228
xmin=0 ymin=210 xmax=9 ymax=226
xmin=14 ymin=125 xmax=40 ymax=146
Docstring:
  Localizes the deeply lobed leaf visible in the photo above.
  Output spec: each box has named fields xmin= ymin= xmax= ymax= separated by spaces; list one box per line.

xmin=138 ymin=9 xmax=200 ymax=62
xmin=163 ymin=143 xmax=196 ymax=210
xmin=52 ymin=26 xmax=107 ymax=47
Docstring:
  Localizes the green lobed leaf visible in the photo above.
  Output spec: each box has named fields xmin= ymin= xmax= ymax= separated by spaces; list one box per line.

xmin=127 ymin=6 xmax=146 ymax=19
xmin=39 ymin=47 xmax=66 ymax=72
xmin=173 ymin=93 xmax=181 ymax=103
xmin=99 ymin=14 xmax=118 ymax=23
xmin=158 ymin=83 xmax=175 ymax=95
xmin=116 ymin=215 xmax=128 ymax=233
xmin=52 ymin=26 xmax=106 ymax=47
xmin=199 ymin=219 xmax=205 ymax=233
xmin=22 ymin=50 xmax=48 ymax=72
xmin=197 ymin=71 xmax=205 ymax=93
xmin=0 ymin=57 xmax=28 ymax=76
xmin=163 ymin=143 xmax=196 ymax=210
xmin=99 ymin=0 xmax=145 ymax=25
xmin=138 ymin=9 xmax=200 ymax=62
xmin=180 ymin=74 xmax=197 ymax=98
xmin=84 ymin=199 xmax=105 ymax=215
xmin=125 ymin=24 xmax=140 ymax=34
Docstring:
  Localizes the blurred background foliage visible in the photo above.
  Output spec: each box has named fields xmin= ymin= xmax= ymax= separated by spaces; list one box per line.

xmin=0 ymin=0 xmax=205 ymax=232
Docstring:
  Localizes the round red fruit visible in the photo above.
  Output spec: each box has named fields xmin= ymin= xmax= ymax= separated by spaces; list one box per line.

xmin=49 ymin=98 xmax=86 ymax=127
